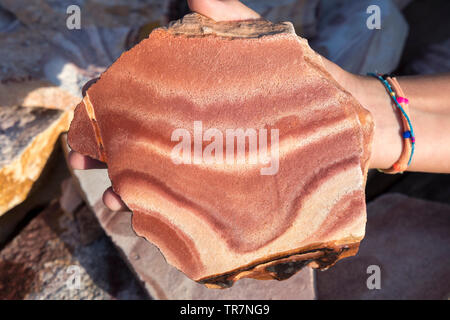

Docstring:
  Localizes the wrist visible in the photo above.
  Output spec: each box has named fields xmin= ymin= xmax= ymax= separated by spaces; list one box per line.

xmin=349 ymin=75 xmax=404 ymax=170
xmin=320 ymin=57 xmax=404 ymax=170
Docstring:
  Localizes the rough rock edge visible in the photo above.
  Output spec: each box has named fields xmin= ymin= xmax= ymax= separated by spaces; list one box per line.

xmin=200 ymin=240 xmax=360 ymax=288
xmin=166 ymin=12 xmax=295 ymax=38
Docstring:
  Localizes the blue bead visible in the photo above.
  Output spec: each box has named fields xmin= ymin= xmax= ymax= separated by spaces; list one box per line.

xmin=403 ymin=131 xmax=412 ymax=138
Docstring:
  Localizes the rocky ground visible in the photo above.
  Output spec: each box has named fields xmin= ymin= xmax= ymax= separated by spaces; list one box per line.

xmin=0 ymin=145 xmax=149 ymax=300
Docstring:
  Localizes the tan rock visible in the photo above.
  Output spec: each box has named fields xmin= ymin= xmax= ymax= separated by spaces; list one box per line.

xmin=0 ymin=24 xmax=76 ymax=214
xmin=0 ymin=105 xmax=70 ymax=216
xmin=0 ymin=23 xmax=79 ymax=110
xmin=0 ymin=79 xmax=80 ymax=111
xmin=68 ymin=13 xmax=374 ymax=287
xmin=0 ymin=141 xmax=71 ymax=247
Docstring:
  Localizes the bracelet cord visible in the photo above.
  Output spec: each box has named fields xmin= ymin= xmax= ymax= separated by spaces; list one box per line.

xmin=367 ymin=73 xmax=415 ymax=174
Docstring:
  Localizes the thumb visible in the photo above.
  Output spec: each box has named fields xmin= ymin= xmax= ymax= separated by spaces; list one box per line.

xmin=187 ymin=0 xmax=261 ymax=22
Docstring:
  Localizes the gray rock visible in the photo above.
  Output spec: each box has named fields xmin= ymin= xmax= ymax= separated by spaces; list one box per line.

xmin=0 ymin=0 xmax=171 ymax=109
xmin=0 ymin=200 xmax=149 ymax=300
xmin=316 ymin=193 xmax=450 ymax=300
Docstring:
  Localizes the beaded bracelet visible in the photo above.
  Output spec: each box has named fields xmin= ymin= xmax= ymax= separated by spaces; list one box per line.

xmin=368 ymin=73 xmax=415 ymax=174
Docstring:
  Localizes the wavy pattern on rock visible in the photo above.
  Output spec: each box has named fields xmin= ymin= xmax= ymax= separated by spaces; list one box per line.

xmin=68 ymin=13 xmax=374 ymax=287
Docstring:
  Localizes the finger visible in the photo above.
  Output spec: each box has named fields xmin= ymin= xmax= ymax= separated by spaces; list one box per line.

xmin=68 ymin=150 xmax=107 ymax=170
xmin=188 ymin=0 xmax=260 ymax=22
xmin=103 ymin=187 xmax=129 ymax=211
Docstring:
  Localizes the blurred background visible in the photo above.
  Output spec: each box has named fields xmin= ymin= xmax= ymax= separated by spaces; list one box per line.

xmin=0 ymin=0 xmax=449 ymax=300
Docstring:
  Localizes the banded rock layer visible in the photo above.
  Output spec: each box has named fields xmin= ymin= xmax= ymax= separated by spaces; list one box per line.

xmin=68 ymin=13 xmax=374 ymax=288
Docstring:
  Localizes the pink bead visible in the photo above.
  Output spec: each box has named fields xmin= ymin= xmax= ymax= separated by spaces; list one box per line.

xmin=397 ymin=96 xmax=409 ymax=104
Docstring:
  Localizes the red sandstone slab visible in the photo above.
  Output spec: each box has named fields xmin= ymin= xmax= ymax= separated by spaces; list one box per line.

xmin=68 ymin=13 xmax=374 ymax=287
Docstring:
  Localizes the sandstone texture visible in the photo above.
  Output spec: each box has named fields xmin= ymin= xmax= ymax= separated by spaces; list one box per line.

xmin=62 ymin=133 xmax=316 ymax=299
xmin=68 ymin=13 xmax=374 ymax=287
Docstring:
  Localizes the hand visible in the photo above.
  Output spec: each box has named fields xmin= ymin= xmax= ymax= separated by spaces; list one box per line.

xmin=68 ymin=150 xmax=129 ymax=211
xmin=187 ymin=0 xmax=260 ymax=21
